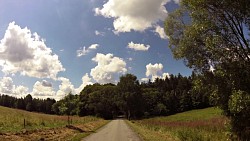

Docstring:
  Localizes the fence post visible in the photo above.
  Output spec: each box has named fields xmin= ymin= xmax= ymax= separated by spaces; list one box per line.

xmin=68 ymin=115 xmax=70 ymax=125
xmin=24 ymin=118 xmax=25 ymax=128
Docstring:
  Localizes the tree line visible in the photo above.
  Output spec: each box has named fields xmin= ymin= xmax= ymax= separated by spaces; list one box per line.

xmin=0 ymin=73 xmax=210 ymax=120
xmin=52 ymin=73 xmax=210 ymax=119
xmin=0 ymin=94 xmax=56 ymax=114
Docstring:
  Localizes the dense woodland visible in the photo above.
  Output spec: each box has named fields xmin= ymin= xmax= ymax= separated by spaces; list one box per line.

xmin=0 ymin=73 xmax=210 ymax=120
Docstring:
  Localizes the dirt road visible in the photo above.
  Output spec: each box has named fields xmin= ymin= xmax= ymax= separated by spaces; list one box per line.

xmin=82 ymin=119 xmax=142 ymax=141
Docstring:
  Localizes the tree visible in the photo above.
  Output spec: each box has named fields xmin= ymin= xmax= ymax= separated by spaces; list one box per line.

xmin=117 ymin=74 xmax=144 ymax=119
xmin=24 ymin=94 xmax=33 ymax=111
xmin=165 ymin=0 xmax=250 ymax=139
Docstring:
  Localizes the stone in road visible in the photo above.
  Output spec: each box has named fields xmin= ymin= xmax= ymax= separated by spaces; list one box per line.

xmin=82 ymin=119 xmax=142 ymax=141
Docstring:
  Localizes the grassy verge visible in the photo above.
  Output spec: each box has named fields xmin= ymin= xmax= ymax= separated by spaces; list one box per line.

xmin=127 ymin=107 xmax=229 ymax=141
xmin=126 ymin=120 xmax=177 ymax=141
xmin=70 ymin=120 xmax=109 ymax=141
xmin=0 ymin=106 xmax=102 ymax=133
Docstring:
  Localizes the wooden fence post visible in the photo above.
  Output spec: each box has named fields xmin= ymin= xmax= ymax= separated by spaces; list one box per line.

xmin=24 ymin=118 xmax=25 ymax=128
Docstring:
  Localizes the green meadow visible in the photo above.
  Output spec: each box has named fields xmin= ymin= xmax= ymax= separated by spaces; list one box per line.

xmin=127 ymin=107 xmax=229 ymax=141
xmin=0 ymin=106 xmax=106 ymax=133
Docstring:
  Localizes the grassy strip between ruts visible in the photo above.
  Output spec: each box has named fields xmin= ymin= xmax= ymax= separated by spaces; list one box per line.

xmin=0 ymin=106 xmax=109 ymax=141
xmin=127 ymin=107 xmax=229 ymax=141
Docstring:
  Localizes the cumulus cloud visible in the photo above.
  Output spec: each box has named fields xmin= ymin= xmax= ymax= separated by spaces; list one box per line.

xmin=154 ymin=25 xmax=168 ymax=39
xmin=0 ymin=22 xmax=65 ymax=79
xmin=31 ymin=80 xmax=55 ymax=98
xmin=41 ymin=80 xmax=52 ymax=87
xmin=145 ymin=63 xmax=169 ymax=81
xmin=127 ymin=42 xmax=150 ymax=51
xmin=90 ymin=53 xmax=127 ymax=83
xmin=95 ymin=30 xmax=105 ymax=36
xmin=77 ymin=44 xmax=100 ymax=57
xmin=56 ymin=77 xmax=76 ymax=100
xmin=76 ymin=73 xmax=93 ymax=94
xmin=15 ymin=85 xmax=29 ymax=96
xmin=95 ymin=0 xmax=170 ymax=33
xmin=0 ymin=77 xmax=28 ymax=97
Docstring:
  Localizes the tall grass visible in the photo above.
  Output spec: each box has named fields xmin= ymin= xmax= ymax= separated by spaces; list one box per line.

xmin=128 ymin=107 xmax=228 ymax=141
xmin=0 ymin=106 xmax=101 ymax=133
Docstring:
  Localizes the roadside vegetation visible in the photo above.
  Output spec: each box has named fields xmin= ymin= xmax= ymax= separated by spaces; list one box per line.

xmin=0 ymin=106 xmax=108 ymax=141
xmin=128 ymin=107 xmax=228 ymax=141
xmin=165 ymin=0 xmax=250 ymax=140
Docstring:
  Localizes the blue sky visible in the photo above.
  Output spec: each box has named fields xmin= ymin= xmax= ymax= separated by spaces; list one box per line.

xmin=0 ymin=0 xmax=191 ymax=100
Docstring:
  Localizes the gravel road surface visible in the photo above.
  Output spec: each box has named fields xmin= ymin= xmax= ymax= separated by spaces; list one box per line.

xmin=82 ymin=119 xmax=141 ymax=141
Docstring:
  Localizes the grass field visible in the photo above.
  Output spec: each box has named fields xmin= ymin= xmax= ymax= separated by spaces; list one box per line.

xmin=0 ymin=106 xmax=108 ymax=140
xmin=127 ymin=107 xmax=229 ymax=141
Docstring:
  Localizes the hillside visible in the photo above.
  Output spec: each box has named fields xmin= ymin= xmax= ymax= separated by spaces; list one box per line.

xmin=0 ymin=106 xmax=108 ymax=141
xmin=127 ymin=107 xmax=229 ymax=141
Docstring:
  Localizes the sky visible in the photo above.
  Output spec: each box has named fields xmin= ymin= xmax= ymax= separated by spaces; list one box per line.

xmin=0 ymin=0 xmax=191 ymax=100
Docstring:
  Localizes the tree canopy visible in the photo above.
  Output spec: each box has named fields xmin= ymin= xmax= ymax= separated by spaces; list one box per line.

xmin=165 ymin=0 xmax=250 ymax=139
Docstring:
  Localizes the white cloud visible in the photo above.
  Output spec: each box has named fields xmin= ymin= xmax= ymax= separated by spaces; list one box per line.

xmin=31 ymin=80 xmax=55 ymax=98
xmin=0 ymin=22 xmax=65 ymax=79
xmin=0 ymin=77 xmax=28 ymax=97
xmin=56 ymin=77 xmax=76 ymax=100
xmin=145 ymin=63 xmax=169 ymax=81
xmin=89 ymin=44 xmax=99 ymax=50
xmin=127 ymin=42 xmax=150 ymax=51
xmin=90 ymin=53 xmax=127 ymax=83
xmin=0 ymin=77 xmax=14 ymax=94
xmin=77 ymin=44 xmax=100 ymax=57
xmin=95 ymin=0 xmax=170 ymax=33
xmin=14 ymin=85 xmax=29 ymax=96
xmin=95 ymin=30 xmax=105 ymax=36
xmin=162 ymin=72 xmax=170 ymax=79
xmin=141 ymin=77 xmax=149 ymax=82
xmin=76 ymin=73 xmax=93 ymax=94
xmin=128 ymin=57 xmax=133 ymax=61
xmin=154 ymin=25 xmax=168 ymax=39
xmin=77 ymin=47 xmax=89 ymax=57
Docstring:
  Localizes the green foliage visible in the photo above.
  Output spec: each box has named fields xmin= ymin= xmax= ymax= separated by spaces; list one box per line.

xmin=74 ymin=73 xmax=210 ymax=120
xmin=0 ymin=94 xmax=56 ymax=114
xmin=117 ymin=74 xmax=144 ymax=119
xmin=78 ymin=83 xmax=119 ymax=119
xmin=165 ymin=0 xmax=250 ymax=139
xmin=228 ymin=90 xmax=250 ymax=114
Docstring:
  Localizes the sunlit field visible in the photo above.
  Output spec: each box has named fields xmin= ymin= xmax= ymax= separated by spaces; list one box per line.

xmin=128 ymin=107 xmax=229 ymax=141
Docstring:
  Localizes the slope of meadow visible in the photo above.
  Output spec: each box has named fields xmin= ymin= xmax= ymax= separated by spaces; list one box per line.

xmin=0 ymin=106 xmax=108 ymax=140
xmin=127 ymin=107 xmax=229 ymax=141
